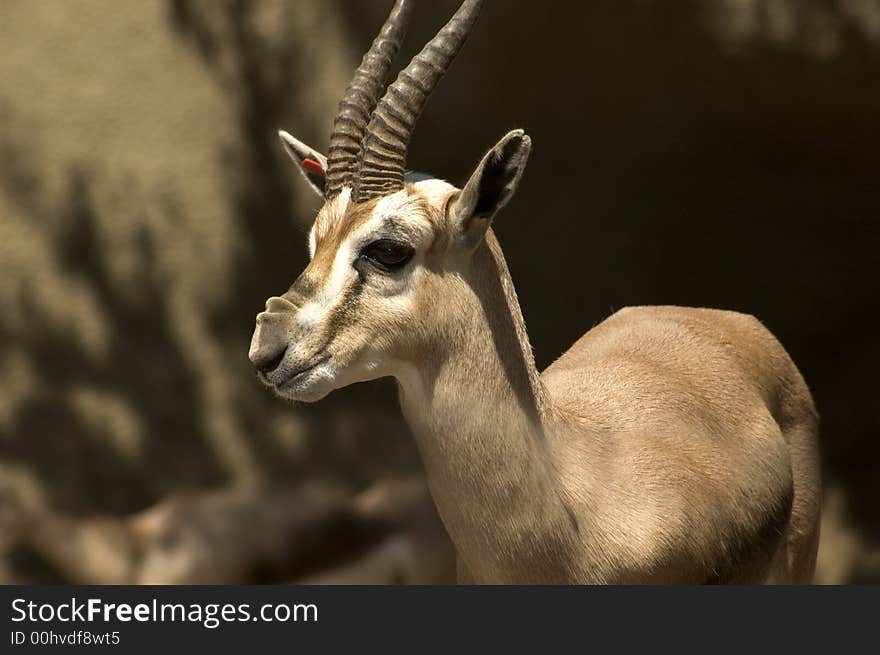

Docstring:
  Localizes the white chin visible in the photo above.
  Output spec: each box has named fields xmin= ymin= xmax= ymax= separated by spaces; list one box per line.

xmin=273 ymin=362 xmax=336 ymax=402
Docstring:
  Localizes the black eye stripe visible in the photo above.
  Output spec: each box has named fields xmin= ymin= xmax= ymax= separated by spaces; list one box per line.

xmin=358 ymin=239 xmax=415 ymax=272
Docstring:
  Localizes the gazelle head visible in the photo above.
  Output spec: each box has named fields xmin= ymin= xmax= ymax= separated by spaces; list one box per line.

xmin=249 ymin=0 xmax=530 ymax=402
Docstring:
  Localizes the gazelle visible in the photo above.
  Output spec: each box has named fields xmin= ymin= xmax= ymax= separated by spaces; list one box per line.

xmin=249 ymin=0 xmax=821 ymax=584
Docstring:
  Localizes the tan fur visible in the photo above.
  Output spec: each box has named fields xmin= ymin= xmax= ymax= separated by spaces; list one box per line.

xmin=250 ymin=177 xmax=821 ymax=584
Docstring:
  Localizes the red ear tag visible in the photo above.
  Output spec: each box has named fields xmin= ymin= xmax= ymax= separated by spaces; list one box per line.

xmin=302 ymin=158 xmax=325 ymax=176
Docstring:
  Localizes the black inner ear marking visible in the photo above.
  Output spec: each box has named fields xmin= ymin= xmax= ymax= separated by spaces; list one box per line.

xmin=474 ymin=139 xmax=523 ymax=217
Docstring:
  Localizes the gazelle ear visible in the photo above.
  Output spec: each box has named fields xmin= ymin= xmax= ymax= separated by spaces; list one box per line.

xmin=278 ymin=130 xmax=327 ymax=197
xmin=450 ymin=129 xmax=531 ymax=247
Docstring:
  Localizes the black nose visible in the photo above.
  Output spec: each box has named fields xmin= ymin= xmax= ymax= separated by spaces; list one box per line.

xmin=254 ymin=346 xmax=287 ymax=375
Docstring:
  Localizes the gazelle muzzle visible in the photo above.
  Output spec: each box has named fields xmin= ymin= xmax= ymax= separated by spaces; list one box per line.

xmin=249 ymin=295 xmax=337 ymax=401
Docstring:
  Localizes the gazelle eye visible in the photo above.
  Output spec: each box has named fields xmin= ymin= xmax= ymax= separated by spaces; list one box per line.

xmin=359 ymin=239 xmax=414 ymax=271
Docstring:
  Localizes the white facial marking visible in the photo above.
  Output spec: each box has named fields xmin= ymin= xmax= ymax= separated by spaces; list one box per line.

xmin=298 ymin=191 xmax=429 ymax=335
xmin=332 ymin=187 xmax=352 ymax=218
xmin=297 ymin=239 xmax=355 ymax=332
xmin=312 ymin=186 xmax=352 ymax=245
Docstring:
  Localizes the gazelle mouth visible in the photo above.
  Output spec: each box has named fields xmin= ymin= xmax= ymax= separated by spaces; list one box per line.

xmin=272 ymin=355 xmax=332 ymax=391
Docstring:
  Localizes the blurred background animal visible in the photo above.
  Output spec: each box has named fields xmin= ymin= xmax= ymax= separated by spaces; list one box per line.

xmin=0 ymin=475 xmax=454 ymax=584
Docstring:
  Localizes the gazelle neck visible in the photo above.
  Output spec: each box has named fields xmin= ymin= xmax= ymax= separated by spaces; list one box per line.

xmin=395 ymin=231 xmax=580 ymax=583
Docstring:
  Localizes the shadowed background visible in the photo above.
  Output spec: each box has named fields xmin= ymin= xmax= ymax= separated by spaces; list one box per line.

xmin=0 ymin=0 xmax=877 ymax=583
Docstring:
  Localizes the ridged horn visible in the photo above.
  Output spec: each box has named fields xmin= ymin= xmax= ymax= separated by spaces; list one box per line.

xmin=325 ymin=0 xmax=414 ymax=198
xmin=354 ymin=0 xmax=484 ymax=202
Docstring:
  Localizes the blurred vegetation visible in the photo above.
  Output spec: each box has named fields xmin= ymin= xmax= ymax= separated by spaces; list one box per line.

xmin=0 ymin=0 xmax=878 ymax=583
